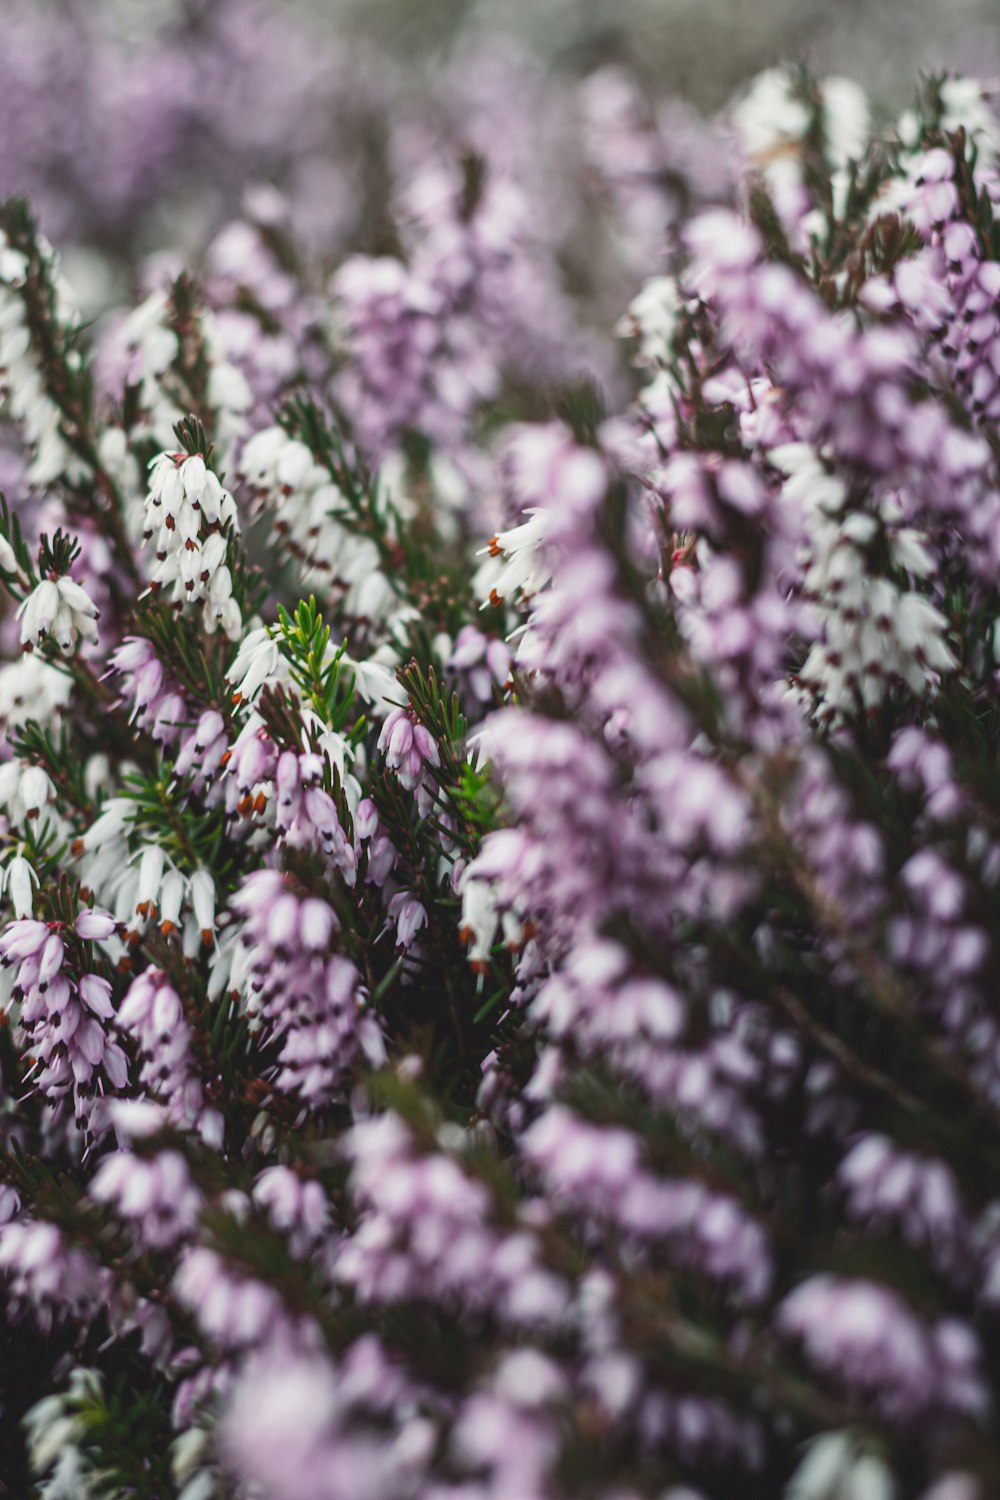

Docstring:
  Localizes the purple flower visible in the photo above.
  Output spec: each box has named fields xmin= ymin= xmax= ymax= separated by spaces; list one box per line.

xmin=378 ymin=706 xmax=440 ymax=792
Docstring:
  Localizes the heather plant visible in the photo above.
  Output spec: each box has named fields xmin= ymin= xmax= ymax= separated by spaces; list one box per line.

xmin=1 ymin=53 xmax=1000 ymax=1500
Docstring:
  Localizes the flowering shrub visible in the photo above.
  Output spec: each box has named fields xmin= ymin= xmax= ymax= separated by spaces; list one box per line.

xmin=1 ymin=54 xmax=1000 ymax=1500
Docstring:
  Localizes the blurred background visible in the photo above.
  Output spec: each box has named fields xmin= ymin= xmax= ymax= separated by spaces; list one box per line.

xmin=333 ymin=0 xmax=1000 ymax=107
xmin=90 ymin=0 xmax=1000 ymax=103
xmin=1 ymin=0 xmax=996 ymax=284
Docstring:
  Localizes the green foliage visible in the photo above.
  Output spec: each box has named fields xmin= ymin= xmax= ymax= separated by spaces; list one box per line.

xmin=0 ymin=491 xmax=36 ymax=581
xmin=164 ymin=273 xmax=213 ymax=428
xmin=280 ymin=395 xmax=482 ymax=636
xmin=173 ymin=413 xmax=214 ymax=463
xmin=28 ymin=1366 xmax=177 ymax=1500
xmin=9 ymin=719 xmax=96 ymax=821
xmin=37 ymin=526 xmax=82 ymax=578
xmin=273 ymin=595 xmax=366 ymax=743
xmin=139 ymin=600 xmax=239 ymax=716
xmin=120 ymin=764 xmax=234 ymax=882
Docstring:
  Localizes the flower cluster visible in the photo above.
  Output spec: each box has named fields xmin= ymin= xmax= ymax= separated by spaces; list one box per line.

xmin=144 ymin=450 xmax=242 ymax=640
xmin=2 ymin=51 xmax=1000 ymax=1500
xmin=0 ymin=909 xmax=127 ymax=1137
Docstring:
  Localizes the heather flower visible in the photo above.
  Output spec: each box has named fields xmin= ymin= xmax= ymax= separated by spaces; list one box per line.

xmin=335 ymin=1111 xmax=568 ymax=1325
xmin=0 ymin=230 xmax=87 ymax=487
xmin=387 ymin=890 xmax=428 ymax=951
xmin=144 ymin=449 xmax=242 ymax=639
xmin=0 ymin=653 xmax=72 ymax=726
xmin=0 ymin=1218 xmax=107 ymax=1331
xmin=115 ymin=970 xmax=219 ymax=1142
xmin=448 ymin=625 xmax=511 ymax=705
xmin=779 ymin=1276 xmax=987 ymax=1422
xmin=786 ymin=1433 xmax=895 ymax=1500
xmin=17 ymin=574 xmax=99 ymax=652
xmin=90 ymin=1148 xmax=202 ymax=1250
xmin=221 ymin=1339 xmax=435 ymax=1500
xmin=230 ymin=872 xmax=380 ymax=1105
xmin=0 ymin=48 xmax=998 ymax=1500
xmin=253 ymin=1166 xmax=331 ymax=1261
xmin=617 ymin=275 xmax=682 ymax=367
xmin=0 ymin=911 xmax=128 ymax=1136
xmin=523 ymin=1105 xmax=772 ymax=1303
xmin=2 ymin=852 xmax=38 ymax=918
xmin=377 ymin=705 xmax=440 ymax=792
xmin=24 ymin=1367 xmax=107 ymax=1497
xmin=227 ymin=626 xmax=282 ymax=704
xmin=237 ymin=425 xmax=396 ymax=621
xmin=174 ymin=1246 xmax=299 ymax=1353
